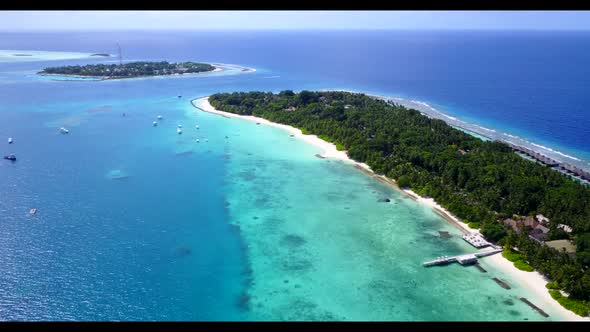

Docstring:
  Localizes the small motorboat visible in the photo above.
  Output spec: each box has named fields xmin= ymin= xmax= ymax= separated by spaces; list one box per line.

xmin=177 ymin=128 xmax=182 ymax=135
xmin=157 ymin=115 xmax=163 ymax=120
xmin=205 ymin=138 xmax=208 ymax=142
xmin=29 ymin=208 xmax=37 ymax=215
xmin=177 ymin=124 xmax=182 ymax=128
xmin=153 ymin=121 xmax=158 ymax=127
xmin=195 ymin=125 xmax=199 ymax=129
xmin=178 ymin=95 xmax=182 ymax=98
xmin=8 ymin=137 xmax=13 ymax=144
xmin=4 ymin=154 xmax=16 ymax=161
xmin=60 ymin=127 xmax=69 ymax=134
xmin=196 ymin=139 xmax=200 ymax=143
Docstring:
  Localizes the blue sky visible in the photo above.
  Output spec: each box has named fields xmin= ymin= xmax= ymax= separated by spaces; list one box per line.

xmin=2 ymin=11 xmax=590 ymax=31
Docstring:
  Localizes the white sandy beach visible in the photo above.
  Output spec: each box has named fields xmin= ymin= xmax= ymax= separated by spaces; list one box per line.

xmin=486 ymin=253 xmax=588 ymax=321
xmin=193 ymin=97 xmax=347 ymax=161
xmin=211 ymin=63 xmax=257 ymax=73
xmin=193 ymin=96 xmax=588 ymax=321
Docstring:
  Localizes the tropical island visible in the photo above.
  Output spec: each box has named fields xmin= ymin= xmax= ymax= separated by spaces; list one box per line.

xmin=38 ymin=61 xmax=216 ymax=79
xmin=207 ymin=90 xmax=590 ymax=317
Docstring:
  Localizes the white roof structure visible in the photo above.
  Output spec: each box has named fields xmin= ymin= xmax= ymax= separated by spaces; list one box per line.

xmin=557 ymin=224 xmax=573 ymax=233
xmin=462 ymin=234 xmax=489 ymax=248
xmin=536 ymin=214 xmax=550 ymax=224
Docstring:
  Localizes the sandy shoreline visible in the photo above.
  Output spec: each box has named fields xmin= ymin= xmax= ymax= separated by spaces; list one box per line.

xmin=485 ymin=254 xmax=588 ymax=321
xmin=192 ymin=97 xmax=347 ymax=161
xmin=211 ymin=63 xmax=257 ymax=73
xmin=192 ymin=96 xmax=588 ymax=321
xmin=36 ymin=63 xmax=254 ymax=81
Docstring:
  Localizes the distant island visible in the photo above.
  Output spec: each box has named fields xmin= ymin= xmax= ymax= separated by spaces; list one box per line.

xmin=208 ymin=90 xmax=590 ymax=317
xmin=90 ymin=53 xmax=111 ymax=57
xmin=38 ymin=61 xmax=216 ymax=79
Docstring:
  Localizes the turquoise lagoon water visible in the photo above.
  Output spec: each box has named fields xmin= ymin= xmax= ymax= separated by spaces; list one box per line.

xmin=1 ymin=31 xmax=587 ymax=321
xmin=199 ymin=107 xmax=562 ymax=321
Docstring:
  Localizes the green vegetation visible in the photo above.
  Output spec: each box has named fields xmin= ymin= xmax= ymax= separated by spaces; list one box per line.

xmin=502 ymin=248 xmax=523 ymax=262
xmin=514 ymin=260 xmax=535 ymax=272
xmin=549 ymin=290 xmax=590 ymax=317
xmin=550 ymin=289 xmax=562 ymax=300
xmin=468 ymin=222 xmax=480 ymax=229
xmin=40 ymin=61 xmax=215 ymax=78
xmin=546 ymin=282 xmax=560 ymax=289
xmin=209 ymin=90 xmax=590 ymax=307
xmin=502 ymin=248 xmax=534 ymax=271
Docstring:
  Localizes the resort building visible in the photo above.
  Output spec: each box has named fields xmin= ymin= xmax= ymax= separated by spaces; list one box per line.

xmin=557 ymin=224 xmax=573 ymax=233
xmin=535 ymin=214 xmax=550 ymax=225
xmin=462 ymin=234 xmax=489 ymax=248
xmin=528 ymin=224 xmax=550 ymax=243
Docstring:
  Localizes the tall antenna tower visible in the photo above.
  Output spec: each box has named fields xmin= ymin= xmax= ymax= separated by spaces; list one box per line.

xmin=117 ymin=42 xmax=122 ymax=65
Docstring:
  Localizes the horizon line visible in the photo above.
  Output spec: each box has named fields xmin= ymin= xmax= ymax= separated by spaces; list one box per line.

xmin=2 ymin=28 xmax=590 ymax=32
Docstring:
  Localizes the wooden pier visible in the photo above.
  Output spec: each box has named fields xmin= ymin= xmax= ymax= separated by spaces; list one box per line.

xmin=505 ymin=142 xmax=590 ymax=182
xmin=506 ymin=143 xmax=560 ymax=167
xmin=423 ymin=248 xmax=503 ymax=267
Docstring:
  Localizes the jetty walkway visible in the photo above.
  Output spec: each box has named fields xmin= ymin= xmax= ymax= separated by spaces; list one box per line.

xmin=423 ymin=248 xmax=503 ymax=267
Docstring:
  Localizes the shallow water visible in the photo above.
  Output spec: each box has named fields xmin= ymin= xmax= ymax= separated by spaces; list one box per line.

xmin=214 ymin=115 xmax=562 ymax=321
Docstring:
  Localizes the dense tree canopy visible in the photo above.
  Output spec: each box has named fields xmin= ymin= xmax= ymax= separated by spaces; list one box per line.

xmin=40 ymin=61 xmax=215 ymax=78
xmin=210 ymin=91 xmax=590 ymax=305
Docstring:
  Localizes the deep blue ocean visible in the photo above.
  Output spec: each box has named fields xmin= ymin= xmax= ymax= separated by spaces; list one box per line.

xmin=0 ymin=30 xmax=589 ymax=321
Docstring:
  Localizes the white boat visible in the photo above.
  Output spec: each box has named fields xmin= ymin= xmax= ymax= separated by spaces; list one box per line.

xmin=177 ymin=128 xmax=182 ymax=134
xmin=8 ymin=137 xmax=13 ymax=144
xmin=152 ymin=121 xmax=158 ymax=127
xmin=205 ymin=138 xmax=208 ymax=142
xmin=157 ymin=115 xmax=163 ymax=120
xmin=196 ymin=139 xmax=200 ymax=143
xmin=177 ymin=124 xmax=182 ymax=128
xmin=60 ymin=127 xmax=69 ymax=134
xmin=195 ymin=125 xmax=199 ymax=129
